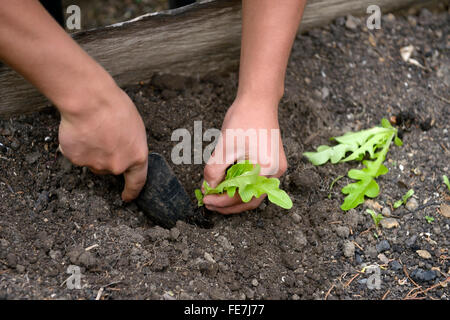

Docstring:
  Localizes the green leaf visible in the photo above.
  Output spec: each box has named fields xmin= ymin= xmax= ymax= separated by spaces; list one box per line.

xmin=195 ymin=189 xmax=204 ymax=207
xmin=443 ymin=175 xmax=450 ymax=192
xmin=197 ymin=162 xmax=292 ymax=210
xmin=394 ymin=189 xmax=414 ymax=209
xmin=304 ymin=118 xmax=401 ymax=211
xmin=303 ymin=122 xmax=396 ymax=166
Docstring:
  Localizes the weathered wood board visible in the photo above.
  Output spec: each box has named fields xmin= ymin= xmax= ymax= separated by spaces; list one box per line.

xmin=0 ymin=0 xmax=426 ymax=117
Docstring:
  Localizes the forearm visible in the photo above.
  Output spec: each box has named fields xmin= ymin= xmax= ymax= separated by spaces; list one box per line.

xmin=237 ymin=0 xmax=306 ymax=106
xmin=0 ymin=0 xmax=116 ymax=117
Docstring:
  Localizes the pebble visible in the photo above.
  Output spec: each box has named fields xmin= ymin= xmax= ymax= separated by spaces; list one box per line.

xmin=410 ymin=268 xmax=436 ymax=283
xmin=406 ymin=235 xmax=418 ymax=249
xmin=389 ymin=260 xmax=402 ymax=271
xmin=376 ymin=240 xmax=390 ymax=253
xmin=217 ymin=235 xmax=234 ymax=251
xmin=170 ymin=227 xmax=180 ymax=241
xmin=416 ymin=250 xmax=432 ymax=259
xmin=16 ymin=264 xmax=25 ymax=273
xmin=406 ymin=198 xmax=419 ymax=211
xmin=366 ymin=246 xmax=378 ymax=259
xmin=25 ymin=151 xmax=40 ymax=164
xmin=439 ymin=204 xmax=450 ymax=218
xmin=382 ymin=207 xmax=392 ymax=217
xmin=251 ymin=279 xmax=259 ymax=287
xmin=378 ymin=253 xmax=389 ymax=264
xmin=336 ymin=226 xmax=350 ymax=238
xmin=355 ymin=253 xmax=363 ymax=265
xmin=204 ymin=252 xmax=216 ymax=264
xmin=291 ymin=213 xmax=301 ymax=224
xmin=6 ymin=253 xmax=17 ymax=268
xmin=380 ymin=218 xmax=399 ymax=229
xmin=0 ymin=239 xmax=9 ymax=248
xmin=345 ymin=15 xmax=359 ymax=30
xmin=343 ymin=241 xmax=355 ymax=258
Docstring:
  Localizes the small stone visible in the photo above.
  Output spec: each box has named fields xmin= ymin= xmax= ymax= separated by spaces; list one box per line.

xmin=321 ymin=87 xmax=330 ymax=100
xmin=0 ymin=239 xmax=9 ymax=248
xmin=380 ymin=218 xmax=400 ymax=229
xmin=405 ymin=198 xmax=419 ymax=212
xmin=382 ymin=207 xmax=392 ymax=217
xmin=410 ymin=268 xmax=436 ymax=283
xmin=204 ymin=252 xmax=216 ymax=264
xmin=343 ymin=241 xmax=355 ymax=258
xmin=345 ymin=15 xmax=359 ymax=30
xmin=378 ymin=253 xmax=389 ymax=264
xmin=16 ymin=265 xmax=25 ymax=273
xmin=389 ymin=260 xmax=402 ymax=271
xmin=67 ymin=247 xmax=84 ymax=265
xmin=416 ymin=250 xmax=432 ymax=259
xmin=25 ymin=151 xmax=40 ymax=165
xmin=49 ymin=250 xmax=62 ymax=260
xmin=170 ymin=227 xmax=180 ymax=241
xmin=336 ymin=226 xmax=350 ymax=238
xmin=217 ymin=236 xmax=234 ymax=251
xmin=292 ymin=294 xmax=300 ymax=300
xmin=251 ymin=279 xmax=259 ymax=287
xmin=366 ymin=246 xmax=378 ymax=259
xmin=291 ymin=213 xmax=301 ymax=224
xmin=439 ymin=204 xmax=450 ymax=218
xmin=77 ymin=251 xmax=97 ymax=269
xmin=6 ymin=253 xmax=17 ymax=268
xmin=355 ymin=253 xmax=363 ymax=265
xmin=376 ymin=240 xmax=390 ymax=253
xmin=406 ymin=235 xmax=418 ymax=249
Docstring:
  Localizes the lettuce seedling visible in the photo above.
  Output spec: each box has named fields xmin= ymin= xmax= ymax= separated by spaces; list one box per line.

xmin=366 ymin=209 xmax=384 ymax=228
xmin=393 ymin=189 xmax=414 ymax=209
xmin=443 ymin=175 xmax=450 ymax=192
xmin=195 ymin=161 xmax=293 ymax=209
xmin=304 ymin=119 xmax=402 ymax=211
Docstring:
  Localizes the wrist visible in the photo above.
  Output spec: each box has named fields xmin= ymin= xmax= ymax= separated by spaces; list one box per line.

xmin=56 ymin=70 xmax=120 ymax=121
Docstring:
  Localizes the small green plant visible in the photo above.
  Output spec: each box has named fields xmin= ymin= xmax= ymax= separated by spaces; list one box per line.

xmin=443 ymin=175 xmax=450 ymax=192
xmin=393 ymin=189 xmax=414 ymax=209
xmin=366 ymin=209 xmax=384 ymax=228
xmin=304 ymin=118 xmax=402 ymax=211
xmin=195 ymin=161 xmax=293 ymax=209
xmin=425 ymin=215 xmax=434 ymax=224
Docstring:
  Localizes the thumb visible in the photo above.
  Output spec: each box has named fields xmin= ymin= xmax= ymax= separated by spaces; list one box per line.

xmin=121 ymin=160 xmax=148 ymax=202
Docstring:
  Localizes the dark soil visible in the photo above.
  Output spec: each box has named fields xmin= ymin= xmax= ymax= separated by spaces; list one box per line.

xmin=0 ymin=4 xmax=449 ymax=300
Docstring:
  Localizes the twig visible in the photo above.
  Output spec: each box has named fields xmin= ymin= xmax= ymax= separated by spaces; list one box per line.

xmin=352 ymin=241 xmax=364 ymax=252
xmin=324 ymin=283 xmax=335 ymax=300
xmin=344 ymin=274 xmax=360 ymax=287
xmin=382 ymin=289 xmax=390 ymax=300
xmin=95 ymin=287 xmax=104 ymax=300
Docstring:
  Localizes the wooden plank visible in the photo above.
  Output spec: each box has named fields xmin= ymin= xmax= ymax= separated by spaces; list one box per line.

xmin=0 ymin=0 xmax=425 ymax=117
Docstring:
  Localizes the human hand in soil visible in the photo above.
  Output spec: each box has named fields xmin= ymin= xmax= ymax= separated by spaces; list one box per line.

xmin=201 ymin=0 xmax=305 ymax=214
xmin=0 ymin=1 xmax=148 ymax=201
xmin=202 ymin=98 xmax=287 ymax=214
xmin=58 ymin=87 xmax=149 ymax=202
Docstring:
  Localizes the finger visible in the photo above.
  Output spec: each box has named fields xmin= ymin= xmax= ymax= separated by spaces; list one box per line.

xmin=204 ymin=141 xmax=235 ymax=188
xmin=88 ymin=167 xmax=110 ymax=175
xmin=121 ymin=159 xmax=148 ymax=202
xmin=203 ymin=192 xmax=242 ymax=208
xmin=207 ymin=196 xmax=265 ymax=215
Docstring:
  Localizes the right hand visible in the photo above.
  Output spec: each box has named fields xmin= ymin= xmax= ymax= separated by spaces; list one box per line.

xmin=58 ymin=86 xmax=149 ymax=202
